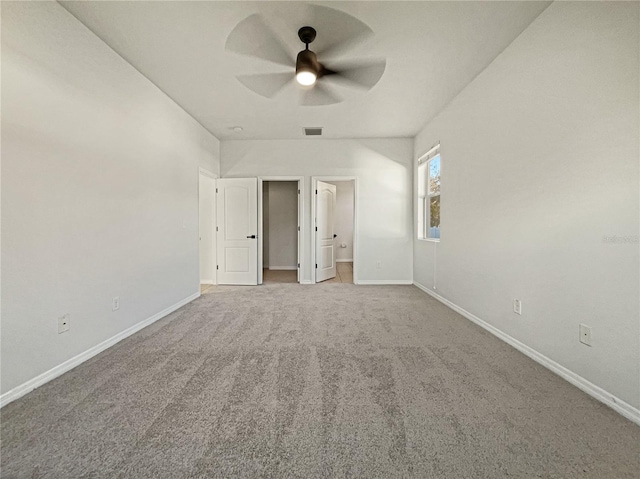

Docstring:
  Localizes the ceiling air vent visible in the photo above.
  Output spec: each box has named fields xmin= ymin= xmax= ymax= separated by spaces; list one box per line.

xmin=303 ymin=127 xmax=323 ymax=136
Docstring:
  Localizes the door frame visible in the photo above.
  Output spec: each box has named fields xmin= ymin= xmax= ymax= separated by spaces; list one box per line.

xmin=198 ymin=167 xmax=217 ymax=285
xmin=258 ymin=176 xmax=304 ymax=285
xmin=311 ymin=176 xmax=358 ymax=284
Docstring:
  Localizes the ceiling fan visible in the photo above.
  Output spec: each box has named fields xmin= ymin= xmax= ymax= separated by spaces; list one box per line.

xmin=225 ymin=7 xmax=386 ymax=106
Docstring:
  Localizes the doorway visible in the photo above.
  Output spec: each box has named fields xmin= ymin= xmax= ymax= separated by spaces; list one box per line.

xmin=312 ymin=177 xmax=357 ymax=284
xmin=259 ymin=178 xmax=303 ymax=284
xmin=198 ymin=168 xmax=216 ymax=293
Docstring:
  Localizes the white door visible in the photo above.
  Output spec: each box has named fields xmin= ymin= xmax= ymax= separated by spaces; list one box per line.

xmin=216 ymin=178 xmax=258 ymax=285
xmin=315 ymin=181 xmax=337 ymax=283
xmin=199 ymin=172 xmax=215 ymax=284
xmin=297 ymin=185 xmax=301 ymax=283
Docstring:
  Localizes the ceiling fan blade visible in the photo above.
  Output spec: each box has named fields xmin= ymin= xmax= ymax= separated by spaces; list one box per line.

xmin=321 ymin=59 xmax=386 ymax=91
xmin=236 ymin=72 xmax=292 ymax=99
xmin=305 ymin=4 xmax=374 ymax=60
xmin=299 ymin=82 xmax=342 ymax=106
xmin=225 ymin=14 xmax=292 ymax=66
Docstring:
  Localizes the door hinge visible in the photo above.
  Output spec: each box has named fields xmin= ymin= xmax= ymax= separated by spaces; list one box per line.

xmin=298 ymin=189 xmax=300 ymax=194
xmin=315 ymin=189 xmax=318 ymax=194
xmin=216 ymin=226 xmax=218 ymax=232
xmin=216 ymin=265 xmax=219 ymax=270
xmin=297 ymin=263 xmax=300 ymax=268
xmin=315 ymin=263 xmax=318 ymax=269
xmin=216 ymin=188 xmax=218 ymax=193
xmin=297 ymin=226 xmax=300 ymax=231
xmin=315 ymin=226 xmax=318 ymax=231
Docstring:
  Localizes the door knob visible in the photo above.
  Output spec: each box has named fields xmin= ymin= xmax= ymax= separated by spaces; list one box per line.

xmin=246 ymin=235 xmax=256 ymax=239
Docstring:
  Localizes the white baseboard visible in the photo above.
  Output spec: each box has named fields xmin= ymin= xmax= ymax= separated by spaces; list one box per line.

xmin=268 ymin=266 xmax=297 ymax=271
xmin=336 ymin=259 xmax=353 ymax=263
xmin=413 ymin=281 xmax=640 ymax=426
xmin=300 ymin=280 xmax=313 ymax=285
xmin=0 ymin=291 xmax=201 ymax=409
xmin=200 ymin=280 xmax=215 ymax=285
xmin=357 ymin=280 xmax=413 ymax=285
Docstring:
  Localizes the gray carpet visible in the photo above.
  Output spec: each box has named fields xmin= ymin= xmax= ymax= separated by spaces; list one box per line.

xmin=1 ymin=284 xmax=639 ymax=478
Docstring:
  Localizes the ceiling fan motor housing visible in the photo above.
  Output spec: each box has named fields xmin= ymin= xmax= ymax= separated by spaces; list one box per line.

xmin=296 ymin=49 xmax=320 ymax=77
xmin=298 ymin=26 xmax=317 ymax=45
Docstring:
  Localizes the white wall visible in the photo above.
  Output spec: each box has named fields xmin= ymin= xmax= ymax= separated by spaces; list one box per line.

xmin=1 ymin=2 xmax=220 ymax=396
xmin=267 ymin=182 xmax=298 ymax=270
xmin=221 ymin=139 xmax=413 ymax=283
xmin=329 ymin=181 xmax=355 ymax=262
xmin=413 ymin=2 xmax=639 ymax=410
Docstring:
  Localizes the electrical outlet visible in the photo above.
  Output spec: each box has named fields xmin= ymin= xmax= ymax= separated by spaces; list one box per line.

xmin=579 ymin=323 xmax=592 ymax=346
xmin=112 ymin=296 xmax=120 ymax=311
xmin=513 ymin=299 xmax=522 ymax=315
xmin=58 ymin=314 xmax=70 ymax=334
xmin=376 ymin=261 xmax=381 ymax=269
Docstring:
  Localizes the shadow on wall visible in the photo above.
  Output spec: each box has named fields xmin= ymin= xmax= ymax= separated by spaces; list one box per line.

xmin=358 ymin=139 xmax=414 ymax=168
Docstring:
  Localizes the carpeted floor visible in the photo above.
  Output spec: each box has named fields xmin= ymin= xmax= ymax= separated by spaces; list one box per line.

xmin=1 ymin=284 xmax=639 ymax=478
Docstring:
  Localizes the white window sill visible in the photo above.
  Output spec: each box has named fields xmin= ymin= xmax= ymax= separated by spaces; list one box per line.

xmin=417 ymin=238 xmax=440 ymax=243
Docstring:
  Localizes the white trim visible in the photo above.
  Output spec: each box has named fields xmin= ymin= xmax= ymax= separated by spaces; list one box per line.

xmin=300 ymin=280 xmax=314 ymax=285
xmin=357 ymin=280 xmax=413 ymax=285
xmin=336 ymin=259 xmax=353 ymax=263
xmin=198 ymin=167 xmax=216 ymax=178
xmin=200 ymin=280 xmax=215 ymax=285
xmin=199 ymin=168 xmax=217 ymax=286
xmin=417 ymin=153 xmax=441 ymax=241
xmin=268 ymin=266 xmax=297 ymax=271
xmin=413 ymin=281 xmax=640 ymax=426
xmin=311 ymin=176 xmax=358 ymax=284
xmin=257 ymin=178 xmax=263 ymax=285
xmin=0 ymin=292 xmax=201 ymax=408
xmin=417 ymin=142 xmax=441 ymax=165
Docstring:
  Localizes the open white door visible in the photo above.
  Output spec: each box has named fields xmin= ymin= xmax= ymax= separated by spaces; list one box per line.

xmin=297 ymin=185 xmax=301 ymax=283
xmin=315 ymin=181 xmax=337 ymax=283
xmin=216 ymin=178 xmax=258 ymax=285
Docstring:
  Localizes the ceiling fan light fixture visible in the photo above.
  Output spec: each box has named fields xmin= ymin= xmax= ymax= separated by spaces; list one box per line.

xmin=295 ymin=48 xmax=319 ymax=86
xmin=296 ymin=70 xmax=317 ymax=86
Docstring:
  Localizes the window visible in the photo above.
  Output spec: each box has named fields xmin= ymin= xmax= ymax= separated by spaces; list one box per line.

xmin=417 ymin=145 xmax=441 ymax=240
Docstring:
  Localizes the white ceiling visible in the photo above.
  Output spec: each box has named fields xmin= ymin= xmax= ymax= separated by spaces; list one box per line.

xmin=59 ymin=1 xmax=550 ymax=141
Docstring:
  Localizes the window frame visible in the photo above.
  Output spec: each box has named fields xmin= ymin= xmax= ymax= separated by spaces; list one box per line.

xmin=417 ymin=144 xmax=441 ymax=242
